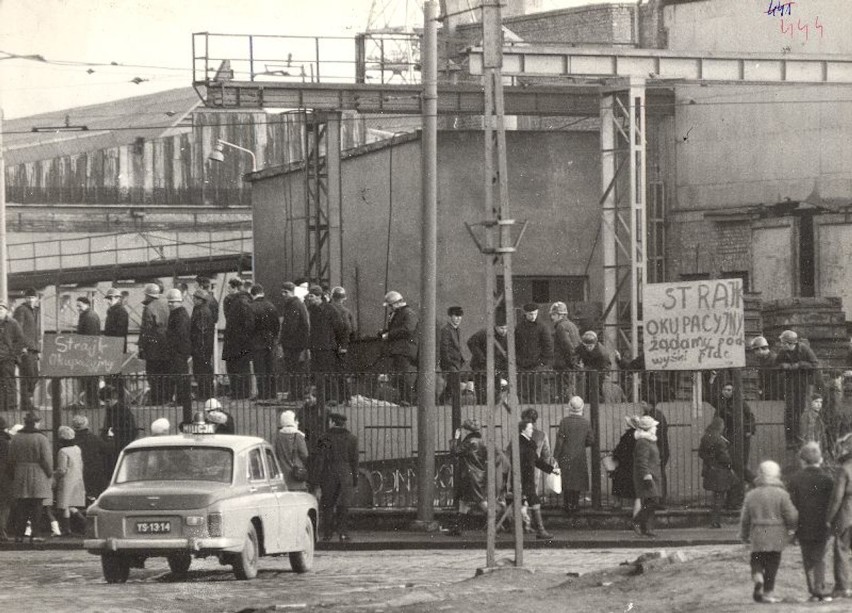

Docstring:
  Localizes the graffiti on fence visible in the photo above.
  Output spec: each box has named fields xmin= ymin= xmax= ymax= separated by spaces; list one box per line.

xmin=360 ymin=453 xmax=455 ymax=507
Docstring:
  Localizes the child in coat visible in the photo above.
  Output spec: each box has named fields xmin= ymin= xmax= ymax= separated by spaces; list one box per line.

xmin=740 ymin=460 xmax=798 ymax=604
xmin=787 ymin=442 xmax=835 ymax=602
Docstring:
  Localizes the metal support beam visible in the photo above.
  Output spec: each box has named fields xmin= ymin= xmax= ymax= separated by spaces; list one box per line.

xmin=600 ymin=79 xmax=647 ymax=398
xmin=469 ymin=45 xmax=852 ymax=84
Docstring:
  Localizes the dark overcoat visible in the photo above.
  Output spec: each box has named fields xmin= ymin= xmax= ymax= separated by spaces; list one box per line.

xmin=788 ymin=465 xmax=834 ymax=542
xmin=698 ymin=432 xmax=734 ymax=492
xmin=8 ymin=427 xmax=53 ymax=499
xmin=632 ymin=435 xmax=661 ymax=500
xmin=553 ymin=414 xmax=593 ymax=492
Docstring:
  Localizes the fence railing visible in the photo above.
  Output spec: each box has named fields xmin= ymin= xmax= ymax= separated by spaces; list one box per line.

xmin=2 ymin=366 xmax=842 ymax=510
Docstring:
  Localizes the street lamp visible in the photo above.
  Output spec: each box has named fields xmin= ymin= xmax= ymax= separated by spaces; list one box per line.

xmin=208 ymin=139 xmax=257 ymax=172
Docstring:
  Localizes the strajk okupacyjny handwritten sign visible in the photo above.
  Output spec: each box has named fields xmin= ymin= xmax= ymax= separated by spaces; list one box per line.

xmin=41 ymin=333 xmax=127 ymax=377
xmin=642 ymin=279 xmax=745 ymax=371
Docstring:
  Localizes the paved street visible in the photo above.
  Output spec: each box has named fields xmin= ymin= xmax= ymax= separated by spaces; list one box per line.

xmin=0 ymin=545 xmax=736 ymax=612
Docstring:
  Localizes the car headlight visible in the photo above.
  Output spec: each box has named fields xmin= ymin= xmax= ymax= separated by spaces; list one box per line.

xmin=185 ymin=516 xmax=205 ymax=527
xmin=208 ymin=512 xmax=223 ymax=537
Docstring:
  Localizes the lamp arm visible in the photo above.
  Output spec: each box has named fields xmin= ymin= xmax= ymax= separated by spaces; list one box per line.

xmin=217 ymin=139 xmax=258 ymax=172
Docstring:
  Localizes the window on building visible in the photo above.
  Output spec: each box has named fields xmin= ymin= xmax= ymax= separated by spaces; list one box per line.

xmin=498 ymin=275 xmax=588 ymax=307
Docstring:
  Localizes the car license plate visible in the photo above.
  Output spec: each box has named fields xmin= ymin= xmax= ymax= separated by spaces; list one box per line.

xmin=136 ymin=521 xmax=171 ymax=534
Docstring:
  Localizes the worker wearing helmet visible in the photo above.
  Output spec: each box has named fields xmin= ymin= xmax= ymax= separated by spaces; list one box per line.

xmin=139 ymin=283 xmax=171 ymax=405
xmin=749 ymin=336 xmax=781 ymax=400
xmin=381 ymin=291 xmax=419 ymax=405
xmin=165 ymin=288 xmax=192 ymax=423
xmin=775 ymin=329 xmax=819 ymax=446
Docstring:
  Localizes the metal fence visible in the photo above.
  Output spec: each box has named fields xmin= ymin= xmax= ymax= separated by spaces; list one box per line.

xmin=2 ymin=366 xmax=843 ymax=511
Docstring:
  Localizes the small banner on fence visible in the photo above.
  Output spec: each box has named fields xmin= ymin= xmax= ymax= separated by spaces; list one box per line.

xmin=642 ymin=278 xmax=746 ymax=371
xmin=41 ymin=333 xmax=128 ymax=377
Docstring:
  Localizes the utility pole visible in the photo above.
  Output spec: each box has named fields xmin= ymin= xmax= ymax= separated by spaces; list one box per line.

xmin=415 ymin=0 xmax=439 ymax=529
xmin=0 ymin=107 xmax=7 ymax=303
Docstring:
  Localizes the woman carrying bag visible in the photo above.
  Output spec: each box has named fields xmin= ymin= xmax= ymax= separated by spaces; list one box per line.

xmin=699 ymin=417 xmax=735 ymax=529
xmin=274 ymin=410 xmax=309 ymax=491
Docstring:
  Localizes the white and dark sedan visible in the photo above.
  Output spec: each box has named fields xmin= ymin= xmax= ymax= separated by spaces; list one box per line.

xmin=84 ymin=427 xmax=317 ymax=583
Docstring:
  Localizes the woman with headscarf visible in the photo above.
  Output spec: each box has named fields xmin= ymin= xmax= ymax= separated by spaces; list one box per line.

xmin=519 ymin=419 xmax=561 ymax=540
xmin=7 ymin=411 xmax=53 ymax=542
xmin=609 ymin=415 xmax=638 ymax=511
xmin=739 ymin=460 xmax=798 ymax=604
xmin=631 ymin=414 xmax=662 ymax=537
xmin=699 ymin=417 xmax=735 ymax=529
xmin=273 ymin=410 xmax=309 ymax=491
xmin=54 ymin=425 xmax=86 ymax=536
xmin=447 ymin=418 xmax=488 ymax=536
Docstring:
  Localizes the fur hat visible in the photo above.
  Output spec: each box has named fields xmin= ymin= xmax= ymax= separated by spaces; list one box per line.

xmin=150 ymin=418 xmax=170 ymax=435
xmin=328 ymin=412 xmax=348 ymax=426
xmin=462 ymin=418 xmax=481 ymax=432
xmin=282 ymin=281 xmax=296 ymax=292
xmin=447 ymin=306 xmax=463 ymax=317
xmin=635 ymin=415 xmax=658 ymax=431
xmin=278 ymin=410 xmax=298 ymax=429
xmin=567 ymin=396 xmax=585 ymax=416
xmin=581 ymin=331 xmax=598 ymax=343
xmin=757 ymin=460 xmax=782 ymax=482
xmin=76 ymin=296 xmax=91 ymax=306
xmin=71 ymin=415 xmax=89 ymax=431
xmin=24 ymin=287 xmax=38 ymax=297
xmin=58 ymin=425 xmax=76 ymax=441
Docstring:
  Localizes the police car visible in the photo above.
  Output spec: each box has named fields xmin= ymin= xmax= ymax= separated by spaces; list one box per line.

xmin=84 ymin=417 xmax=317 ymax=583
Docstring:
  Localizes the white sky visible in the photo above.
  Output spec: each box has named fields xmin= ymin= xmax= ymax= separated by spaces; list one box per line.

xmin=0 ymin=0 xmax=626 ymax=119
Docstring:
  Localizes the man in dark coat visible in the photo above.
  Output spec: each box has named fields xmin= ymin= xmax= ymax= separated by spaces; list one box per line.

xmin=190 ymin=289 xmax=215 ymax=401
xmin=165 ymin=289 xmax=192 ymax=422
xmin=76 ymin=296 xmax=101 ymax=409
xmin=576 ymin=330 xmax=611 ymax=401
xmin=0 ymin=300 xmax=26 ymax=411
xmin=195 ymin=276 xmax=219 ymax=323
xmin=308 ymin=286 xmax=349 ymax=409
xmin=222 ymin=278 xmax=255 ymax=399
xmin=549 ymin=301 xmax=579 ymax=402
xmin=750 ymin=336 xmax=782 ymax=400
xmin=316 ymin=412 xmax=359 ymax=542
xmin=715 ymin=380 xmax=757 ymax=502
xmin=13 ymin=288 xmax=39 ymax=411
xmin=515 ymin=303 xmax=554 ymax=403
xmin=0 ymin=416 xmax=13 ymax=540
xmin=103 ymin=287 xmax=129 ymax=352
xmin=279 ymin=281 xmax=310 ymax=401
xmin=100 ymin=385 xmax=138 ymax=474
xmin=330 ymin=287 xmax=356 ymax=402
xmin=467 ymin=314 xmax=509 ymax=404
xmin=439 ymin=306 xmax=466 ymax=432
xmin=381 ymin=290 xmax=418 ymax=405
xmin=788 ymin=441 xmax=835 ymax=602
xmin=249 ymin=284 xmax=281 ymax=400
xmin=553 ymin=396 xmax=594 ymax=515
xmin=447 ymin=418 xmax=488 ymax=536
xmin=71 ymin=414 xmax=112 ymax=504
xmin=776 ymin=329 xmax=819 ymax=446
xmin=139 ymin=283 xmax=170 ymax=405
xmin=8 ymin=411 xmax=53 ymax=542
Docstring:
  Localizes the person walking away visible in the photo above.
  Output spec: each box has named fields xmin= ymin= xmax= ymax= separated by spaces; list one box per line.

xmin=316 ymin=412 xmax=359 ymax=542
xmin=609 ymin=416 xmax=638 ymax=511
xmin=139 ymin=283 xmax=170 ymax=404
xmin=553 ymin=396 xmax=593 ymax=515
xmin=631 ymin=415 xmax=662 ymax=537
xmin=13 ymin=288 xmax=40 ymax=411
xmin=222 ymin=278 xmax=255 ymax=400
xmin=54 ymin=425 xmax=86 ymax=536
xmin=739 ymin=460 xmax=798 ymax=604
xmin=788 ymin=442 xmax=835 ymax=603
xmin=827 ymin=432 xmax=852 ymax=599
xmin=514 ymin=303 xmax=554 ymax=403
xmin=70 ymin=415 xmax=111 ymax=505
xmin=7 ymin=411 xmax=52 ymax=542
xmin=0 ymin=417 xmax=12 ymax=540
xmin=279 ymin=282 xmax=310 ymax=401
xmin=698 ymin=417 xmax=735 ymax=528
xmin=799 ymin=393 xmax=832 ymax=461
xmin=439 ymin=306 xmax=466 ymax=432
xmin=550 ymin=302 xmax=579 ymax=403
xmin=642 ymin=402 xmax=670 ymax=505
xmin=164 ymin=289 xmax=192 ymax=423
xmin=776 ymin=329 xmax=819 ymax=447
xmin=519 ymin=419 xmax=560 ymax=540
xmin=249 ymin=284 xmax=280 ymax=400
xmin=274 ymin=410 xmax=309 ymax=491
xmin=0 ymin=300 xmax=25 ymax=411
xmin=190 ymin=289 xmax=215 ymax=401
xmin=447 ymin=418 xmax=488 ymax=536
xmin=381 ymin=291 xmax=418 ymax=405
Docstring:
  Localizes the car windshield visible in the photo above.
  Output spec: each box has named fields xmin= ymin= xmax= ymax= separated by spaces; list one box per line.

xmin=115 ymin=447 xmax=234 ymax=484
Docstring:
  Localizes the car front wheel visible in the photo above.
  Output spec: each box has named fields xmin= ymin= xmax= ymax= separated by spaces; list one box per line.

xmin=232 ymin=523 xmax=259 ymax=580
xmin=167 ymin=552 xmax=192 ymax=576
xmin=289 ymin=518 xmax=315 ymax=573
xmin=101 ymin=553 xmax=131 ymax=584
